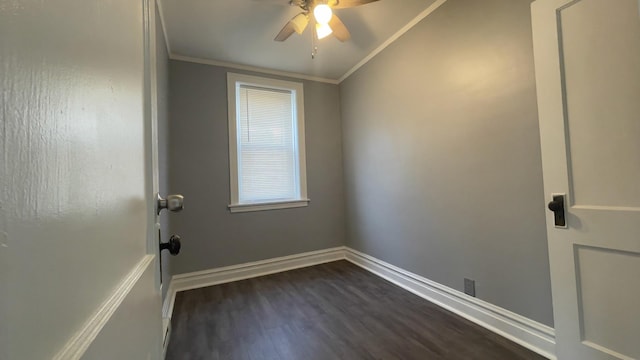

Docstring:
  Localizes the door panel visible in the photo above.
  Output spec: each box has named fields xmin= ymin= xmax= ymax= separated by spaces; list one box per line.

xmin=575 ymin=246 xmax=640 ymax=359
xmin=0 ymin=0 xmax=162 ymax=358
xmin=559 ymin=0 xmax=640 ymax=209
xmin=532 ymin=0 xmax=640 ymax=359
xmin=81 ymin=261 xmax=162 ymax=360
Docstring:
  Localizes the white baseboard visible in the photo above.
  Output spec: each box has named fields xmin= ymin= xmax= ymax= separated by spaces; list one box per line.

xmin=161 ymin=247 xmax=346 ymax=327
xmin=161 ymin=246 xmax=556 ymax=360
xmin=171 ymin=246 xmax=346 ymax=293
xmin=344 ymin=247 xmax=556 ymax=359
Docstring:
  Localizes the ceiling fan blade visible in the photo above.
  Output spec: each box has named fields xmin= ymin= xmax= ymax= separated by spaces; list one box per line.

xmin=274 ymin=21 xmax=296 ymax=41
xmin=329 ymin=14 xmax=350 ymax=42
xmin=328 ymin=0 xmax=379 ymax=9
xmin=274 ymin=12 xmax=309 ymax=41
xmin=253 ymin=0 xmax=304 ymax=6
xmin=290 ymin=13 xmax=309 ymax=34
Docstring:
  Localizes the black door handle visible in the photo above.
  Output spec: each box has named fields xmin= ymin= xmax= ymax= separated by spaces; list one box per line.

xmin=547 ymin=194 xmax=566 ymax=227
xmin=160 ymin=235 xmax=181 ymax=255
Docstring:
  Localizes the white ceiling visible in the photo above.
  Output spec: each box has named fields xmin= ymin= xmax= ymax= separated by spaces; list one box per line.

xmin=159 ymin=0 xmax=439 ymax=81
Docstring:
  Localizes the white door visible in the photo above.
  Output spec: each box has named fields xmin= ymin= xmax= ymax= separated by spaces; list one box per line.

xmin=531 ymin=0 xmax=640 ymax=359
xmin=0 ymin=0 xmax=163 ymax=359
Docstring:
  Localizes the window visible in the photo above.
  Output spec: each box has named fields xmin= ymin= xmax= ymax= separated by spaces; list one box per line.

xmin=227 ymin=73 xmax=308 ymax=213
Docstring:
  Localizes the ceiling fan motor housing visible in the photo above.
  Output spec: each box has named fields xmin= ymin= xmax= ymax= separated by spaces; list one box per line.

xmin=275 ymin=0 xmax=378 ymax=42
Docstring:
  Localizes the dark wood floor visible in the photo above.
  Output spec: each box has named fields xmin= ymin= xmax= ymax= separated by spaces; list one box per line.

xmin=167 ymin=261 xmax=545 ymax=360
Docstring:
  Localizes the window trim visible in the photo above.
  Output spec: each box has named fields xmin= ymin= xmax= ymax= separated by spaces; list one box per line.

xmin=227 ymin=72 xmax=309 ymax=212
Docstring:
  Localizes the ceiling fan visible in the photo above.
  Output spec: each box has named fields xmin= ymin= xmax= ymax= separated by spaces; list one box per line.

xmin=272 ymin=0 xmax=379 ymax=42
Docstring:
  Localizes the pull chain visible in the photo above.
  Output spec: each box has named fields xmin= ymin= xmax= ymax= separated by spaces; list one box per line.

xmin=311 ymin=19 xmax=318 ymax=59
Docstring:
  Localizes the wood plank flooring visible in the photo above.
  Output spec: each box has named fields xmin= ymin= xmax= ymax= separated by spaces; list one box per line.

xmin=166 ymin=260 xmax=545 ymax=360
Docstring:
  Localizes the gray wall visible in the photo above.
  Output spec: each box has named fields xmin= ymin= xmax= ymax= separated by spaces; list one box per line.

xmin=168 ymin=60 xmax=346 ymax=274
xmin=339 ymin=0 xmax=554 ymax=326
xmin=156 ymin=9 xmax=172 ymax=300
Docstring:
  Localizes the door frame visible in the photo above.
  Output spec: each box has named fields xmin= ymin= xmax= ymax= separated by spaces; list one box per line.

xmin=143 ymin=0 xmax=161 ymax=282
xmin=143 ymin=0 xmax=167 ymax=352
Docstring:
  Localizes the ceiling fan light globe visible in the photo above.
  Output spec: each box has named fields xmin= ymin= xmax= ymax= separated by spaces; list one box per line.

xmin=313 ymin=4 xmax=333 ymax=24
xmin=315 ymin=22 xmax=333 ymax=39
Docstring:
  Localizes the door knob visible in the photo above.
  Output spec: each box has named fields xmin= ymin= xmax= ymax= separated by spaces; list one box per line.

xmin=547 ymin=194 xmax=566 ymax=227
xmin=157 ymin=194 xmax=184 ymax=214
xmin=160 ymin=235 xmax=181 ymax=256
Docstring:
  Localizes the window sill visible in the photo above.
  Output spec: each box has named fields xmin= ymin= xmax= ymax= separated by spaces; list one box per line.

xmin=228 ymin=199 xmax=310 ymax=213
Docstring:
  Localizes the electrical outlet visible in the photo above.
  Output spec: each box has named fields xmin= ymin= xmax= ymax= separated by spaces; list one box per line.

xmin=464 ymin=278 xmax=476 ymax=297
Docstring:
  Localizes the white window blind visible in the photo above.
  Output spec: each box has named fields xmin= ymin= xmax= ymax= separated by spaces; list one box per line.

xmin=227 ymin=73 xmax=308 ymax=213
xmin=237 ymin=85 xmax=298 ymax=203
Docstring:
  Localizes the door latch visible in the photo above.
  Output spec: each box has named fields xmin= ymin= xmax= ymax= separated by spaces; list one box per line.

xmin=547 ymin=194 xmax=566 ymax=228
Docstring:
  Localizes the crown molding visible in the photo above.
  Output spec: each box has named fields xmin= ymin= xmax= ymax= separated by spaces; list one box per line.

xmin=169 ymin=54 xmax=341 ymax=84
xmin=338 ymin=0 xmax=449 ymax=83
xmin=155 ymin=0 xmax=172 ymax=54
